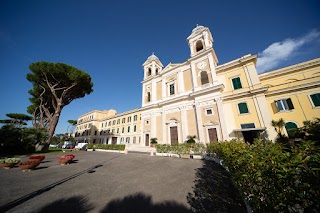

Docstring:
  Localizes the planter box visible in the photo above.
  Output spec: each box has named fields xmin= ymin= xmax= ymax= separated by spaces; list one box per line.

xmin=170 ymin=154 xmax=180 ymax=158
xmin=180 ymin=154 xmax=191 ymax=159
xmin=95 ymin=149 xmax=125 ymax=154
xmin=155 ymin=153 xmax=169 ymax=157
xmin=0 ymin=163 xmax=19 ymax=169
xmin=192 ymin=155 xmax=203 ymax=160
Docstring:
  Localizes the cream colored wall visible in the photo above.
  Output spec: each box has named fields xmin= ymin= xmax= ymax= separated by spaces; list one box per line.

xmin=195 ymin=59 xmax=212 ymax=86
xmin=156 ymin=81 xmax=162 ymax=100
xmin=155 ymin=115 xmax=162 ymax=142
xmin=218 ymin=66 xmax=249 ymax=95
xmin=228 ymin=98 xmax=262 ymax=129
xmin=186 ymin=109 xmax=198 ymax=137
xmin=183 ymin=69 xmax=193 ymax=91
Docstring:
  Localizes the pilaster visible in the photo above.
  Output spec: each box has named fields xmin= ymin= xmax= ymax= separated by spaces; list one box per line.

xmin=215 ymin=98 xmax=229 ymax=141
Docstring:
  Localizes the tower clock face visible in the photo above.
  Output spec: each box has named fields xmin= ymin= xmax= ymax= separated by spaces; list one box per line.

xmin=197 ymin=61 xmax=207 ymax=69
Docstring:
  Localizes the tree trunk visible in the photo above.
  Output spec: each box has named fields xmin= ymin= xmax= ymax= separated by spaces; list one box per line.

xmin=46 ymin=106 xmax=63 ymax=145
xmin=35 ymin=143 xmax=49 ymax=152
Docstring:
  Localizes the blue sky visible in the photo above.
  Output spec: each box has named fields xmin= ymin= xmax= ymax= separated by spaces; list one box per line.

xmin=0 ymin=0 xmax=319 ymax=134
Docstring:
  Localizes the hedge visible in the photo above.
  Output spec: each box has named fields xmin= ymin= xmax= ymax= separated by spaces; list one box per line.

xmin=87 ymin=144 xmax=125 ymax=151
xmin=207 ymin=139 xmax=320 ymax=212
xmin=156 ymin=143 xmax=206 ymax=155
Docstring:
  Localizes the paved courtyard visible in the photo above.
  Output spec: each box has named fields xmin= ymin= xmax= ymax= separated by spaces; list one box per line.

xmin=0 ymin=151 xmax=246 ymax=213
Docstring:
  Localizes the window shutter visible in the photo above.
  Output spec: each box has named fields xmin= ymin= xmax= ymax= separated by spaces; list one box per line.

xmin=271 ymin=101 xmax=279 ymax=113
xmin=287 ymin=98 xmax=294 ymax=110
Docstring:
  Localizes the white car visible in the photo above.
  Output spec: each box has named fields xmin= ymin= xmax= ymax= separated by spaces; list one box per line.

xmin=49 ymin=144 xmax=58 ymax=148
xmin=75 ymin=143 xmax=88 ymax=150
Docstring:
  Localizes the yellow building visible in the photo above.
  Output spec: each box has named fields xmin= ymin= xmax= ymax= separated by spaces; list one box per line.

xmin=75 ymin=25 xmax=320 ymax=145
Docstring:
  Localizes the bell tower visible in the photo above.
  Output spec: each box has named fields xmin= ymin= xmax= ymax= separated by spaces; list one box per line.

xmin=141 ymin=52 xmax=163 ymax=106
xmin=187 ymin=24 xmax=217 ymax=63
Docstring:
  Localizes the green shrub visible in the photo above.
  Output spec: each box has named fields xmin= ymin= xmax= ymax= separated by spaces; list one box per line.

xmin=0 ymin=158 xmax=21 ymax=164
xmin=87 ymin=144 xmax=125 ymax=151
xmin=156 ymin=143 xmax=206 ymax=155
xmin=206 ymin=139 xmax=320 ymax=212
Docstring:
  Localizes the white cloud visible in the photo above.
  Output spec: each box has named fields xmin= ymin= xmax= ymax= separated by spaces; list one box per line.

xmin=256 ymin=29 xmax=320 ymax=73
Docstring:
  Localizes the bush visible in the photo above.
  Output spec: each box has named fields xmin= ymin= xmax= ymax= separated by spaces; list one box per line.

xmin=206 ymin=139 xmax=320 ymax=212
xmin=0 ymin=158 xmax=21 ymax=164
xmin=156 ymin=143 xmax=206 ymax=155
xmin=87 ymin=144 xmax=125 ymax=151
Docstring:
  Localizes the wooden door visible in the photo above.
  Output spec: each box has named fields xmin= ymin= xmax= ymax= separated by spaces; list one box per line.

xmin=112 ymin=137 xmax=117 ymax=144
xmin=208 ymin=128 xmax=218 ymax=143
xmin=170 ymin=126 xmax=178 ymax=145
xmin=145 ymin=134 xmax=149 ymax=146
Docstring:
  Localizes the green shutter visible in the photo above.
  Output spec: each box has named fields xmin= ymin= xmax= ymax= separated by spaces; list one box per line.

xmin=232 ymin=77 xmax=242 ymax=90
xmin=311 ymin=93 xmax=320 ymax=107
xmin=287 ymin=98 xmax=294 ymax=110
xmin=238 ymin=103 xmax=248 ymax=114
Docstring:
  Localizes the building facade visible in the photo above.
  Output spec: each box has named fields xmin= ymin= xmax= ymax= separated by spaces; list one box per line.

xmin=75 ymin=25 xmax=320 ymax=146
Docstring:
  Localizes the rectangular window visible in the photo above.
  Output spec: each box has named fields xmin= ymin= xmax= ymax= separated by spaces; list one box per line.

xmin=169 ymin=83 xmax=175 ymax=95
xmin=128 ymin=126 xmax=130 ymax=133
xmin=117 ymin=128 xmax=119 ymax=133
xmin=232 ymin=77 xmax=242 ymax=90
xmin=117 ymin=119 xmax=120 ymax=124
xmin=310 ymin=93 xmax=320 ymax=107
xmin=241 ymin=123 xmax=255 ymax=129
xmin=205 ymin=109 xmax=213 ymax=116
xmin=122 ymin=127 xmax=124 ymax=133
xmin=101 ymin=123 xmax=104 ymax=128
xmin=122 ymin=118 xmax=125 ymax=124
xmin=238 ymin=102 xmax=249 ymax=114
xmin=134 ymin=125 xmax=136 ymax=132
xmin=109 ymin=121 xmax=111 ymax=126
xmin=128 ymin=116 xmax=131 ymax=122
xmin=112 ymin=129 xmax=114 ymax=133
xmin=275 ymin=98 xmax=294 ymax=111
xmin=113 ymin=120 xmax=116 ymax=125
xmin=134 ymin=115 xmax=137 ymax=121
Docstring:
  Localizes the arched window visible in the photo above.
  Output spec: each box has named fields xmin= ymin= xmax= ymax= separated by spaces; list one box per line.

xmin=147 ymin=92 xmax=151 ymax=102
xmin=200 ymin=71 xmax=209 ymax=85
xmin=196 ymin=40 xmax=203 ymax=52
xmin=148 ymin=68 xmax=151 ymax=76
xmin=285 ymin=122 xmax=298 ymax=138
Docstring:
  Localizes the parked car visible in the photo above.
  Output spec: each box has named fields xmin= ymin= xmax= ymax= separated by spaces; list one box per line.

xmin=75 ymin=143 xmax=88 ymax=150
xmin=49 ymin=144 xmax=58 ymax=148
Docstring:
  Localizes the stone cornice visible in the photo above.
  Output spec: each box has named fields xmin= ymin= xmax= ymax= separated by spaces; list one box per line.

xmin=216 ymin=54 xmax=257 ymax=73
xmin=259 ymin=58 xmax=320 ymax=80
xmin=264 ymin=81 xmax=320 ymax=96
xmin=222 ymin=87 xmax=268 ymax=101
xmin=189 ymin=84 xmax=224 ymax=97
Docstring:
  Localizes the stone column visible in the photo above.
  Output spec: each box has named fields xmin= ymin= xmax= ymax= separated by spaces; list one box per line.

xmin=178 ymin=70 xmax=184 ymax=93
xmin=195 ymin=103 xmax=205 ymax=143
xmin=162 ymin=111 xmax=166 ymax=144
xmin=180 ymin=106 xmax=188 ymax=142
xmin=190 ymin=62 xmax=198 ymax=89
xmin=215 ymin=98 xmax=229 ymax=141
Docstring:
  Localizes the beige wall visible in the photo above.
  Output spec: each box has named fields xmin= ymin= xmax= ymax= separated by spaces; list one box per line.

xmin=183 ymin=69 xmax=193 ymax=91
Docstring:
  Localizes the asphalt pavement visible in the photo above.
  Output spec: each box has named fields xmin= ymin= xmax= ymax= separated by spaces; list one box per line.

xmin=0 ymin=151 xmax=246 ymax=213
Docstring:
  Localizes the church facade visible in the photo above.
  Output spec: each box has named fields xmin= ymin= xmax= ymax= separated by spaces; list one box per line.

xmin=74 ymin=25 xmax=320 ymax=146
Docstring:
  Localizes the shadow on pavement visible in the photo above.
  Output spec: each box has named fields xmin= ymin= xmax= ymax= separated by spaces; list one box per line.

xmin=36 ymin=196 xmax=94 ymax=213
xmin=100 ymin=192 xmax=191 ymax=213
xmin=187 ymin=160 xmax=247 ymax=213
xmin=0 ymin=155 xmax=120 ymax=212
